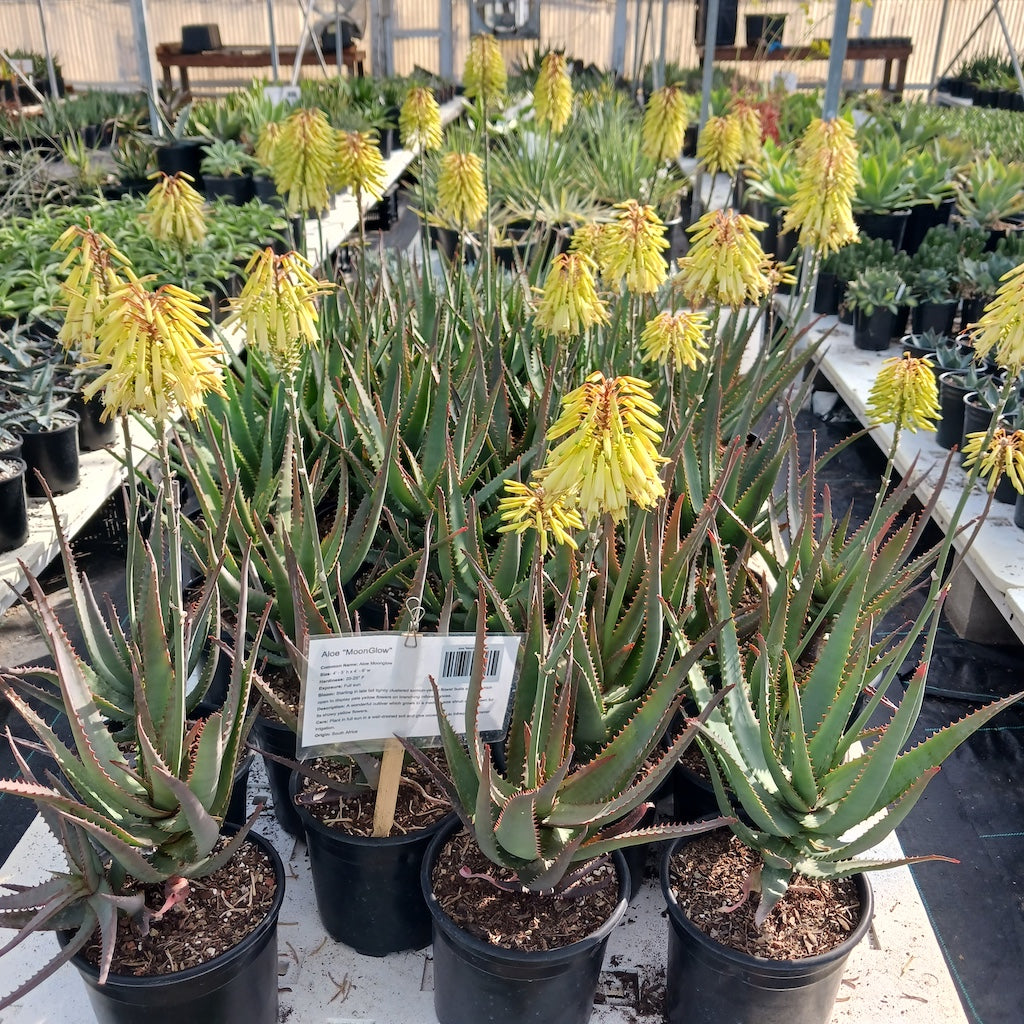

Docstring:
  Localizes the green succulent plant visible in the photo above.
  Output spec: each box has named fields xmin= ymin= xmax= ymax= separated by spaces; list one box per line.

xmin=403 ymin=568 xmax=733 ymax=893
xmin=956 ymin=155 xmax=1024 ymax=229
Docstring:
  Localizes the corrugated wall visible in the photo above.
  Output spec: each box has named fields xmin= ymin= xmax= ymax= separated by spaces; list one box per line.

xmin=2 ymin=0 xmax=1023 ymax=92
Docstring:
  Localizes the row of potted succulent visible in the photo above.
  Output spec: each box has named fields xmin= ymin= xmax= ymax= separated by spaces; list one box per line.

xmin=0 ymin=43 xmax=1022 ymax=1024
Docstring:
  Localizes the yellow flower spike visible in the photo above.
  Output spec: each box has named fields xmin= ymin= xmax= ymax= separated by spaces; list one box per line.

xmin=533 ymin=52 xmax=573 ymax=135
xmin=971 ymin=263 xmax=1024 ymax=376
xmin=226 ymin=247 xmax=332 ymax=377
xmin=143 ymin=172 xmax=206 ymax=250
xmin=463 ymin=34 xmax=507 ymax=106
xmin=962 ymin=428 xmax=1024 ymax=493
xmin=540 ymin=371 xmax=667 ymax=524
xmin=640 ymin=310 xmax=711 ymax=371
xmin=697 ymin=114 xmax=743 ymax=177
xmin=255 ymin=121 xmax=283 ymax=172
xmin=85 ymin=277 xmax=224 ymax=423
xmin=782 ymin=118 xmax=860 ymax=255
xmin=436 ymin=150 xmax=487 ymax=228
xmin=569 ymin=222 xmax=605 ymax=261
xmin=497 ymin=478 xmax=583 ymax=557
xmin=533 ymin=252 xmax=609 ymax=337
xmin=333 ymin=130 xmax=387 ymax=201
xmin=729 ymin=99 xmax=763 ymax=167
xmin=676 ymin=209 xmax=774 ymax=308
xmin=272 ymin=107 xmax=336 ymax=216
xmin=598 ymin=200 xmax=669 ymax=295
xmin=52 ymin=225 xmax=132 ymax=358
xmin=865 ymin=353 xmax=940 ymax=433
xmin=399 ymin=86 xmax=443 ymax=151
xmin=641 ymin=86 xmax=690 ymax=165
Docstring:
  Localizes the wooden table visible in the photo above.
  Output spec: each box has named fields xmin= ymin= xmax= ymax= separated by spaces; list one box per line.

xmin=155 ymin=43 xmax=365 ymax=94
xmin=700 ymin=39 xmax=913 ymax=97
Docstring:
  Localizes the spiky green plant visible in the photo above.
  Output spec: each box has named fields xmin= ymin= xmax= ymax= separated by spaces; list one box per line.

xmin=0 ymin=497 xmax=267 ymax=1006
xmin=403 ymin=566 xmax=733 ymax=893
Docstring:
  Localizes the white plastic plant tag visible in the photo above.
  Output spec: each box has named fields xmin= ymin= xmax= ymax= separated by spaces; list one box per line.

xmin=263 ymin=85 xmax=301 ymax=105
xmin=296 ymin=632 xmax=521 ymax=759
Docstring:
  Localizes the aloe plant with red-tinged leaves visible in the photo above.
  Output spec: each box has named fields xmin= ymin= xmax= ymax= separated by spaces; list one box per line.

xmin=678 ymin=514 xmax=1023 ymax=929
xmin=0 ymin=498 xmax=269 ymax=1007
xmin=402 ymin=570 xmax=734 ymax=893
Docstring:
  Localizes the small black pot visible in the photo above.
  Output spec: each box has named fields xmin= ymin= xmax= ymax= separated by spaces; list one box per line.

xmin=223 ymin=752 xmax=256 ymax=829
xmin=292 ymin=771 xmax=455 ymax=955
xmin=937 ymin=371 xmax=974 ymax=450
xmin=429 ymin=225 xmax=479 ymax=263
xmin=64 ymin=829 xmax=284 ymax=1024
xmin=813 ymin=271 xmax=841 ymax=315
xmin=1014 ymin=491 xmax=1024 ymax=529
xmin=911 ymin=299 xmax=958 ymax=337
xmin=252 ymin=175 xmax=282 ymax=206
xmin=0 ymin=458 xmax=29 ymax=552
xmin=854 ymin=208 xmax=910 ymax=250
xmin=252 ymin=715 xmax=302 ymax=835
xmin=156 ymin=139 xmax=205 ymax=187
xmin=204 ymin=174 xmax=254 ymax=205
xmin=661 ymin=838 xmax=873 ymax=1024
xmin=70 ymin=391 xmax=117 ymax=451
xmin=852 ymin=307 xmax=896 ymax=351
xmin=902 ymin=199 xmax=954 ymax=256
xmin=21 ymin=412 xmax=80 ymax=496
xmin=423 ymin=816 xmax=629 ymax=1024
xmin=960 ymin=295 xmax=991 ymax=329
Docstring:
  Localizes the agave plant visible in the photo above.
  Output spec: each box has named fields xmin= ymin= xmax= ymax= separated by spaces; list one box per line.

xmin=0 ymin=495 xmax=267 ymax=1006
xmin=403 ymin=567 xmax=733 ymax=892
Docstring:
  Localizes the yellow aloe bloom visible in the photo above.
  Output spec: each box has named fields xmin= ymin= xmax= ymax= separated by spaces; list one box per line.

xmin=272 ymin=107 xmax=336 ymax=216
xmin=463 ymin=34 xmax=507 ymax=106
xmin=144 ymin=172 xmax=206 ymax=249
xmin=569 ymin=222 xmax=605 ymax=261
xmin=534 ymin=252 xmax=608 ymax=337
xmin=533 ymin=52 xmax=573 ymax=134
xmin=399 ymin=86 xmax=443 ymax=151
xmin=226 ymin=247 xmax=331 ymax=377
xmin=971 ymin=263 xmax=1024 ymax=376
xmin=641 ymin=86 xmax=690 ymax=165
xmin=255 ymin=120 xmax=283 ymax=172
xmin=730 ymin=100 xmax=763 ymax=167
xmin=598 ymin=200 xmax=669 ymax=295
xmin=436 ymin=150 xmax=487 ymax=228
xmin=677 ymin=209 xmax=773 ymax=308
xmin=640 ymin=310 xmax=710 ymax=371
xmin=333 ymin=130 xmax=387 ymax=201
xmin=697 ymin=114 xmax=743 ymax=177
xmin=52 ymin=225 xmax=131 ymax=358
xmin=963 ymin=427 xmax=1024 ymax=493
xmin=85 ymin=275 xmax=224 ymax=422
xmin=783 ymin=118 xmax=860 ymax=255
xmin=865 ymin=353 xmax=939 ymax=433
xmin=497 ymin=478 xmax=583 ymax=556
xmin=541 ymin=371 xmax=667 ymax=524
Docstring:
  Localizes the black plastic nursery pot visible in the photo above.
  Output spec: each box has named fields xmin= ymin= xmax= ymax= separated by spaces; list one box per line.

xmin=813 ymin=272 xmax=841 ymax=316
xmin=1015 ymin=491 xmax=1024 ymax=529
xmin=423 ymin=817 xmax=629 ymax=1024
xmin=0 ymin=457 xmax=29 ymax=552
xmin=252 ymin=715 xmax=303 ymax=835
xmin=853 ymin=209 xmax=910 ymax=250
xmin=852 ymin=308 xmax=896 ymax=351
xmin=902 ymin=199 xmax=955 ymax=256
xmin=21 ymin=412 xmax=80 ymax=496
xmin=252 ymin=175 xmax=282 ymax=206
xmin=224 ymin=752 xmax=256 ymax=829
xmin=429 ymin=225 xmax=480 ymax=263
xmin=292 ymin=771 xmax=455 ymax=956
xmin=62 ymin=829 xmax=285 ymax=1024
xmin=660 ymin=838 xmax=874 ymax=1024
xmin=205 ymin=174 xmax=255 ymax=205
xmin=156 ymin=139 xmax=204 ymax=188
xmin=911 ymin=300 xmax=958 ymax=337
xmin=937 ymin=371 xmax=974 ymax=450
xmin=70 ymin=391 xmax=118 ymax=452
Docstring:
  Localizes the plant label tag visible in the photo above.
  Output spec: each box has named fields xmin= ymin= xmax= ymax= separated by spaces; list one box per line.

xmin=296 ymin=632 xmax=521 ymax=759
xmin=263 ymin=85 xmax=301 ymax=105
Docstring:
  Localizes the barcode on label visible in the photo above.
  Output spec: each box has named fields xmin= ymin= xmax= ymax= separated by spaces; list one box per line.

xmin=440 ymin=647 xmax=500 ymax=680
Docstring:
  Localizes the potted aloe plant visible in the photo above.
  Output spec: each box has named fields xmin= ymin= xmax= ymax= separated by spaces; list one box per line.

xmin=199 ymin=138 xmax=258 ymax=205
xmin=844 ymin=265 xmax=909 ymax=351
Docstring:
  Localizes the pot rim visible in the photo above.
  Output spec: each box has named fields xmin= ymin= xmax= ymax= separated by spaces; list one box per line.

xmin=63 ymin=827 xmax=285 ymax=988
xmin=289 ymin=767 xmax=455 ymax=848
xmin=422 ymin=815 xmax=629 ymax=966
xmin=660 ymin=835 xmax=874 ymax=972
